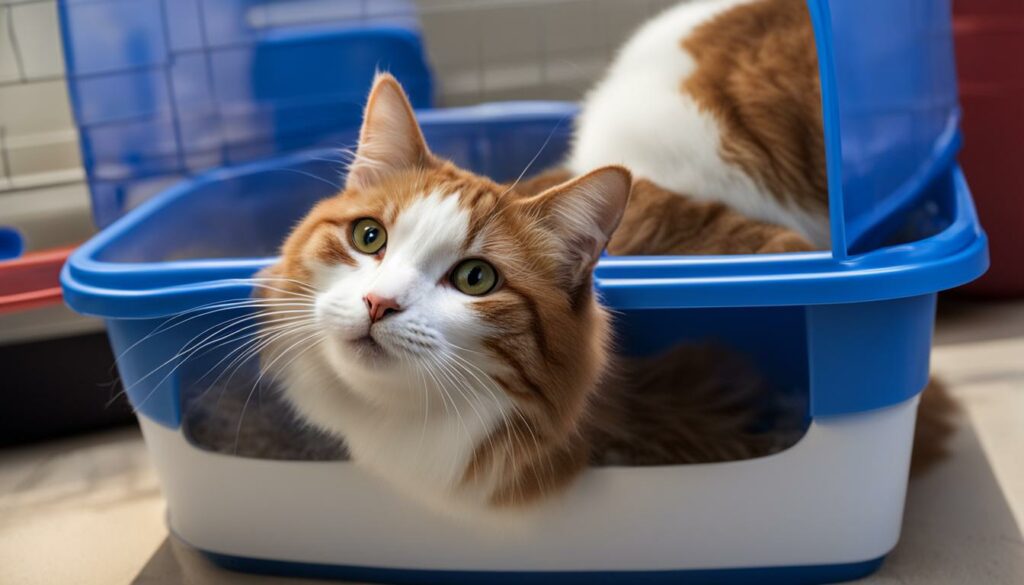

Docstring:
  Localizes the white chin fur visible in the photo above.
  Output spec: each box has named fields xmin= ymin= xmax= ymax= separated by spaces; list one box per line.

xmin=274 ymin=345 xmax=514 ymax=518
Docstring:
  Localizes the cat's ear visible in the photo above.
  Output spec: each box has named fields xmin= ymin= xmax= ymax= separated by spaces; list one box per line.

xmin=518 ymin=166 xmax=632 ymax=287
xmin=346 ymin=73 xmax=433 ymax=190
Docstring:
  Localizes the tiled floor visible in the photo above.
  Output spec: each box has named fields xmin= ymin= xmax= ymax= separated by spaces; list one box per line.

xmin=1 ymin=298 xmax=1022 ymax=585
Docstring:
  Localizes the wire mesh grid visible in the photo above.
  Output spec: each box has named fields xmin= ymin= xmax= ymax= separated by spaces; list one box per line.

xmin=2 ymin=0 xmax=682 ymax=216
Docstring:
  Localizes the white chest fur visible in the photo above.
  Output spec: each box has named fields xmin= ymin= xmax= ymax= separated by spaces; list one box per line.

xmin=279 ymin=349 xmax=509 ymax=512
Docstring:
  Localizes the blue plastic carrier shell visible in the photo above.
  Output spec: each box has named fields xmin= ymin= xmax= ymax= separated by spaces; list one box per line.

xmin=60 ymin=1 xmax=988 ymax=583
xmin=57 ymin=0 xmax=430 ymax=228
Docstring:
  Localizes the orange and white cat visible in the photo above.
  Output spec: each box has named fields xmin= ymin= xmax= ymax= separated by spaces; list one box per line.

xmin=257 ymin=0 xmax=950 ymax=517
xmin=259 ymin=71 xmax=799 ymax=515
xmin=261 ymin=75 xmax=631 ymax=513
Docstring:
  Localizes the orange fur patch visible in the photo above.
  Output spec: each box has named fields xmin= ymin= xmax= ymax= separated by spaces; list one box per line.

xmin=682 ymin=0 xmax=827 ymax=216
xmin=521 ymin=169 xmax=816 ymax=255
xmin=910 ymin=378 xmax=960 ymax=475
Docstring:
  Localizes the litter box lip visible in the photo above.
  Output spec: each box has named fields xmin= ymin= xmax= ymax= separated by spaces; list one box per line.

xmin=61 ymin=168 xmax=987 ymax=319
xmin=60 ymin=96 xmax=987 ymax=319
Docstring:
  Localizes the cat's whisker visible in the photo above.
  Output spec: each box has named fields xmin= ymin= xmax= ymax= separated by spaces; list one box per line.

xmin=498 ymin=111 xmax=572 ymax=199
xmin=235 ymin=330 xmax=325 ymax=454
xmin=444 ymin=350 xmax=547 ymax=492
xmin=123 ymin=313 xmax=316 ymax=413
xmin=217 ymin=321 xmax=322 ymax=393
xmin=429 ymin=357 xmax=480 ymax=484
xmin=270 ymin=168 xmax=343 ymax=192
xmin=112 ymin=315 xmax=303 ymax=410
xmin=119 ymin=308 xmax=314 ymax=397
xmin=110 ymin=297 xmax=315 ymax=371
xmin=438 ymin=340 xmax=488 ymax=358
xmin=220 ymin=277 xmax=320 ymax=296
xmin=426 ymin=355 xmax=476 ymax=443
xmin=191 ymin=317 xmax=320 ymax=395
xmin=419 ymin=357 xmax=466 ymax=482
xmin=432 ymin=354 xmax=524 ymax=495
xmin=307 ymin=155 xmax=352 ymax=168
xmin=439 ymin=353 xmax=512 ymax=488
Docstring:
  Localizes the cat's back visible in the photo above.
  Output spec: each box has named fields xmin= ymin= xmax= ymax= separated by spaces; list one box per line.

xmin=567 ymin=0 xmax=828 ymax=246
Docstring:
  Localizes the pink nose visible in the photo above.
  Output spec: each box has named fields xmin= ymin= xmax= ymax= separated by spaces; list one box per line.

xmin=364 ymin=293 xmax=402 ymax=323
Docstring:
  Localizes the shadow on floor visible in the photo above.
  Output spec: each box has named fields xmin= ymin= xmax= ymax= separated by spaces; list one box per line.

xmin=935 ymin=296 xmax=1024 ymax=346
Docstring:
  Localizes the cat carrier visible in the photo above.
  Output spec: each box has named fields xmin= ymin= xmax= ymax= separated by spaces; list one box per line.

xmin=61 ymin=0 xmax=987 ymax=583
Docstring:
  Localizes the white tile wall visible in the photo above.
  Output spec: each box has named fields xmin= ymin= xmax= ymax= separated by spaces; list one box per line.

xmin=415 ymin=0 xmax=677 ymax=106
xmin=0 ymin=8 xmax=21 ymax=83
xmin=0 ymin=0 xmax=82 ymax=195
xmin=10 ymin=0 xmax=64 ymax=80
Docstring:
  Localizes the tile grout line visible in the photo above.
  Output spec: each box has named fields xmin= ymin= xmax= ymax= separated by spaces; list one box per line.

xmin=5 ymin=4 xmax=26 ymax=83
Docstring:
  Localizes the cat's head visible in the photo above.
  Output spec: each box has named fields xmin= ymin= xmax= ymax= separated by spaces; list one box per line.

xmin=259 ymin=74 xmax=629 ymax=501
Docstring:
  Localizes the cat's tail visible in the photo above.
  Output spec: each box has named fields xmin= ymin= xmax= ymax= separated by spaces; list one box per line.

xmin=587 ymin=343 xmax=807 ymax=466
xmin=910 ymin=377 xmax=959 ymax=476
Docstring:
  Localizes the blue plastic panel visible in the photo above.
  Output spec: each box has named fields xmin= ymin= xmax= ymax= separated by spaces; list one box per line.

xmin=58 ymin=0 xmax=431 ymax=227
xmin=806 ymin=294 xmax=935 ymax=416
xmin=105 ymin=317 xmax=184 ymax=428
xmin=199 ymin=0 xmax=417 ymax=46
xmin=61 ymin=0 xmax=169 ymax=75
xmin=810 ymin=0 xmax=961 ymax=257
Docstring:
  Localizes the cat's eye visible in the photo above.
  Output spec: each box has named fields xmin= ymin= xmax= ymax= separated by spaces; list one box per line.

xmin=451 ymin=259 xmax=498 ymax=296
xmin=351 ymin=218 xmax=387 ymax=254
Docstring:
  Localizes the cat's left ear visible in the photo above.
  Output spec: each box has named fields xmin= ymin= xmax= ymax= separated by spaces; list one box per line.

xmin=517 ymin=166 xmax=632 ymax=287
xmin=346 ymin=73 xmax=434 ymax=190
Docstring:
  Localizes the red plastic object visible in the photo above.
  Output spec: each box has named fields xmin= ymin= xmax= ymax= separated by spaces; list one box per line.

xmin=0 ymin=246 xmax=75 ymax=315
xmin=955 ymin=0 xmax=1024 ymax=296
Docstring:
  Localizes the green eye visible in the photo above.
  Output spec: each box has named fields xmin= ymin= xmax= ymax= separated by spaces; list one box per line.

xmin=352 ymin=218 xmax=387 ymax=254
xmin=452 ymin=259 xmax=499 ymax=296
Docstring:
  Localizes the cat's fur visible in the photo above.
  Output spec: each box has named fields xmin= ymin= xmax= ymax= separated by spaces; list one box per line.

xmin=256 ymin=71 xmax=806 ymax=515
xmin=565 ymin=0 xmax=954 ymax=475
xmin=521 ymin=169 xmax=814 ymax=255
xmin=254 ymin=0 xmax=954 ymax=515
xmin=568 ymin=0 xmax=828 ymax=247
xmin=260 ymin=75 xmax=628 ymax=512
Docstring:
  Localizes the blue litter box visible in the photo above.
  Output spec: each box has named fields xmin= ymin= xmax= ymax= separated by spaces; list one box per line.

xmin=61 ymin=0 xmax=988 ymax=583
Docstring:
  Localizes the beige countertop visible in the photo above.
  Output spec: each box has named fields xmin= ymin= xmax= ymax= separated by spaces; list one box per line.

xmin=2 ymin=298 xmax=1023 ymax=585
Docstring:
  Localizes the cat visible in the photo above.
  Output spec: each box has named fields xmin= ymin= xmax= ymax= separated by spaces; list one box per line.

xmin=251 ymin=0 xmax=953 ymax=515
xmin=254 ymin=71 xmax=809 ymax=515
xmin=258 ymin=74 xmax=629 ymax=513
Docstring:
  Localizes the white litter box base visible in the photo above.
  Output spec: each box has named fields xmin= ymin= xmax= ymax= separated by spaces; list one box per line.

xmin=139 ymin=396 xmax=917 ymax=573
